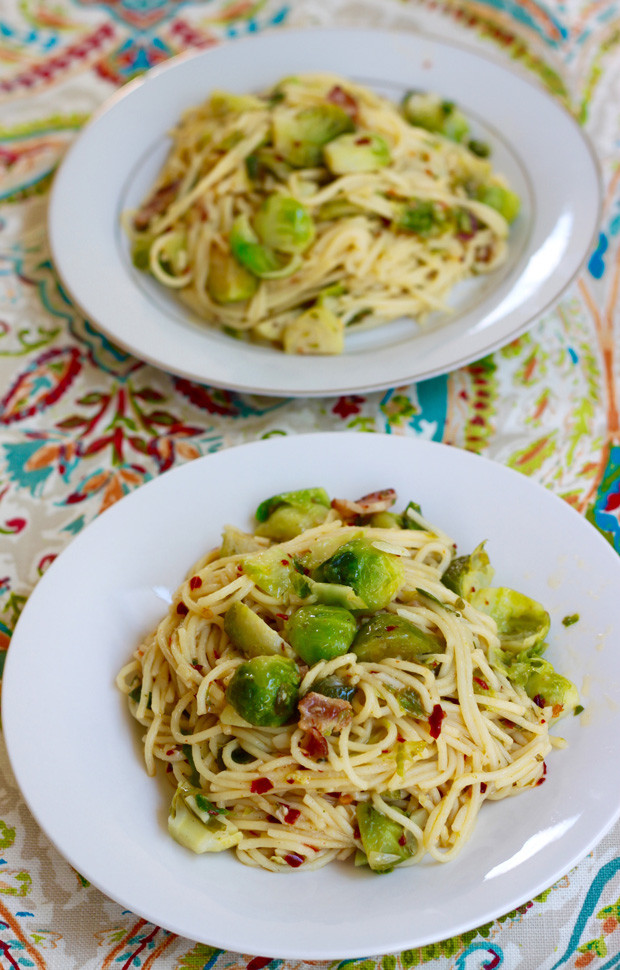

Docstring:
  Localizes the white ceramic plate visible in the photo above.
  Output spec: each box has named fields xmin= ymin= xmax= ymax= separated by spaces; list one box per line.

xmin=48 ymin=27 xmax=601 ymax=397
xmin=4 ymin=433 xmax=620 ymax=958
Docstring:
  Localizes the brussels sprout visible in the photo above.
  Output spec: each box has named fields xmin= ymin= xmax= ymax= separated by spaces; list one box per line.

xmin=253 ymin=195 xmax=315 ymax=254
xmin=224 ymin=601 xmax=291 ymax=658
xmin=352 ymin=612 xmax=439 ymax=663
xmin=207 ymin=246 xmax=258 ymax=304
xmin=298 ymin=576 xmax=368 ymax=611
xmin=356 ymin=802 xmax=415 ymax=872
xmin=283 ymin=303 xmax=344 ymax=355
xmin=523 ymin=659 xmax=580 ymax=720
xmin=255 ymin=487 xmax=330 ymax=540
xmin=284 ymin=604 xmax=356 ymax=665
xmin=313 ymin=538 xmax=404 ymax=611
xmin=168 ymin=786 xmax=241 ymax=853
xmin=242 ymin=546 xmax=296 ymax=598
xmin=226 ymin=655 xmax=301 ymax=727
xmin=220 ymin=524 xmax=264 ymax=557
xmin=229 ymin=215 xmax=301 ymax=280
xmin=323 ymin=132 xmax=391 ymax=174
xmin=396 ymin=200 xmax=446 ymax=237
xmin=272 ymin=104 xmax=355 ymax=168
xmin=209 ymin=90 xmax=265 ymax=115
xmin=401 ymin=91 xmax=469 ymax=143
xmin=442 ymin=542 xmax=495 ymax=600
xmin=311 ymin=673 xmax=358 ymax=704
xmin=469 ymin=587 xmax=550 ymax=654
xmin=468 ymin=138 xmax=491 ymax=158
xmin=476 ymin=184 xmax=521 ymax=223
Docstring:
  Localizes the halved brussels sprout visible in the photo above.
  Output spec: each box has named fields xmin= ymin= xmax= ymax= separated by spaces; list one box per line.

xmin=469 ymin=587 xmax=550 ymax=654
xmin=523 ymin=658 xmax=580 ymax=720
xmin=284 ymin=603 xmax=357 ymax=665
xmin=229 ymin=215 xmax=301 ymax=280
xmin=323 ymin=132 xmax=391 ymax=174
xmin=311 ymin=673 xmax=358 ymax=704
xmin=220 ymin=524 xmax=264 ymax=557
xmin=297 ymin=576 xmax=368 ymax=611
xmin=352 ymin=612 xmax=439 ymax=663
xmin=282 ymin=303 xmax=344 ymax=355
xmin=476 ymin=184 xmax=520 ymax=223
xmin=255 ymin=487 xmax=330 ymax=541
xmin=207 ymin=246 xmax=258 ymax=304
xmin=313 ymin=538 xmax=404 ymax=611
xmin=272 ymin=104 xmax=355 ymax=168
xmin=401 ymin=91 xmax=469 ymax=143
xmin=442 ymin=542 xmax=495 ymax=600
xmin=168 ymin=786 xmax=241 ymax=853
xmin=224 ymin=601 xmax=291 ymax=658
xmin=242 ymin=547 xmax=296 ymax=598
xmin=253 ymin=195 xmax=315 ymax=254
xmin=226 ymin=655 xmax=301 ymax=727
xmin=356 ymin=802 xmax=415 ymax=872
xmin=209 ymin=90 xmax=265 ymax=115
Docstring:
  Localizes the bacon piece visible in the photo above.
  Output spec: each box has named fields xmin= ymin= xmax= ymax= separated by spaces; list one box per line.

xmin=133 ymin=179 xmax=181 ymax=231
xmin=298 ymin=692 xmax=353 ymax=735
xmin=331 ymin=488 xmax=397 ymax=521
xmin=300 ymin=728 xmax=329 ymax=760
xmin=327 ymin=85 xmax=359 ymax=120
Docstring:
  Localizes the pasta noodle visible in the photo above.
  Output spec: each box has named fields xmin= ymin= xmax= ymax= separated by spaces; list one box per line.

xmin=124 ymin=74 xmax=520 ymax=354
xmin=117 ymin=487 xmax=577 ymax=873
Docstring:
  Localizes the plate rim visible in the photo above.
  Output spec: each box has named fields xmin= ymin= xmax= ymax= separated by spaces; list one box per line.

xmin=48 ymin=25 xmax=603 ymax=398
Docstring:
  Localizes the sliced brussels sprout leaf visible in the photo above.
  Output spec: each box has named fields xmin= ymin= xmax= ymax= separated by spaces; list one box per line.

xmin=353 ymin=612 xmax=440 ymax=663
xmin=220 ymin=524 xmax=265 ymax=557
xmin=401 ymin=91 xmax=470 ymax=143
xmin=442 ymin=542 xmax=495 ymax=600
xmin=356 ymin=802 xmax=415 ymax=873
xmin=255 ymin=487 xmax=330 ymax=540
xmin=207 ymin=246 xmax=258 ymax=304
xmin=476 ymin=184 xmax=521 ymax=223
xmin=242 ymin=546 xmax=297 ymax=598
xmin=469 ymin=587 xmax=550 ymax=654
xmin=272 ymin=103 xmax=355 ymax=168
xmin=224 ymin=601 xmax=293 ymax=658
xmin=284 ymin=603 xmax=356 ymax=665
xmin=311 ymin=673 xmax=358 ymax=704
xmin=313 ymin=537 xmax=404 ymax=611
xmin=522 ymin=658 xmax=580 ymax=720
xmin=318 ymin=198 xmax=365 ymax=220
xmin=226 ymin=654 xmax=301 ymax=727
xmin=209 ymin=90 xmax=265 ymax=115
xmin=229 ymin=215 xmax=302 ymax=280
xmin=282 ymin=303 xmax=345 ymax=355
xmin=168 ymin=786 xmax=242 ymax=853
xmin=297 ymin=575 xmax=368 ymax=611
xmin=253 ymin=194 xmax=315 ymax=254
xmin=323 ymin=131 xmax=391 ymax=174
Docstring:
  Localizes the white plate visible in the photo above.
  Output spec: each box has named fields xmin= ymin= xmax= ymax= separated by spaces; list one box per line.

xmin=48 ymin=27 xmax=601 ymax=397
xmin=4 ymin=433 xmax=620 ymax=958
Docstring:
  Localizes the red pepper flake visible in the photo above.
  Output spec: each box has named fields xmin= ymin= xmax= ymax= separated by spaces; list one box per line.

xmin=353 ymin=825 xmax=361 ymax=840
xmin=284 ymin=852 xmax=304 ymax=868
xmin=474 ymin=677 xmax=489 ymax=691
xmin=237 ymin=565 xmax=244 ymax=573
xmin=429 ymin=704 xmax=445 ymax=739
xmin=385 ymin=625 xmax=396 ymax=632
xmin=189 ymin=576 xmax=202 ymax=590
xmin=166 ymin=748 xmax=176 ymax=755
xmin=398 ymin=834 xmax=407 ymax=847
xmin=276 ymin=613 xmax=289 ymax=620
xmin=284 ymin=807 xmax=301 ymax=824
xmin=552 ymin=703 xmax=563 ymax=719
xmin=176 ymin=602 xmax=189 ymax=616
xmin=251 ymin=777 xmax=273 ymax=794
xmin=280 ymin=559 xmax=290 ymax=566
xmin=266 ymin=814 xmax=279 ymax=824
xmin=532 ymin=694 xmax=546 ymax=709
xmin=480 ymin=782 xmax=487 ymax=793
xmin=356 ymin=136 xmax=371 ymax=145
xmin=397 ymin=735 xmax=405 ymax=743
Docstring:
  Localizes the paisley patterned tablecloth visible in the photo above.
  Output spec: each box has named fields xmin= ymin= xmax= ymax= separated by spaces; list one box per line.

xmin=1 ymin=0 xmax=620 ymax=966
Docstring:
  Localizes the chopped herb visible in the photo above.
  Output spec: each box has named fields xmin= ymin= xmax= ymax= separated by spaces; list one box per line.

xmin=182 ymin=744 xmax=201 ymax=788
xmin=574 ymin=705 xmax=584 ymax=716
xmin=562 ymin=614 xmax=580 ymax=627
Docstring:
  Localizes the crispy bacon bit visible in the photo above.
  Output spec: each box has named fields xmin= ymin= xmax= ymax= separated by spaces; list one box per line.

xmin=284 ymin=807 xmax=301 ymax=824
xmin=474 ymin=677 xmax=489 ymax=691
xmin=176 ymin=602 xmax=189 ymax=616
xmin=189 ymin=576 xmax=202 ymax=590
xmin=133 ymin=179 xmax=181 ymax=231
xmin=301 ymin=727 xmax=329 ymax=760
xmin=298 ymin=692 xmax=353 ymax=735
xmin=428 ymin=704 xmax=445 ymax=739
xmin=250 ymin=777 xmax=273 ymax=794
xmin=284 ymin=852 xmax=305 ymax=868
xmin=327 ymin=84 xmax=358 ymax=119
xmin=331 ymin=488 xmax=397 ymax=521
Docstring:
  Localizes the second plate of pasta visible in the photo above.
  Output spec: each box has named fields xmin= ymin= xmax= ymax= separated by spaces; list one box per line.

xmin=48 ymin=27 xmax=600 ymax=396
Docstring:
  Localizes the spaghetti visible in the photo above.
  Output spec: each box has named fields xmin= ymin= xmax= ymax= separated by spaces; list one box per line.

xmin=117 ymin=488 xmax=577 ymax=873
xmin=124 ymin=74 xmax=520 ymax=354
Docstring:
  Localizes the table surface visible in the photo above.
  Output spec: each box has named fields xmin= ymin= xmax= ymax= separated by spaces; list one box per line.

xmin=1 ymin=0 xmax=620 ymax=967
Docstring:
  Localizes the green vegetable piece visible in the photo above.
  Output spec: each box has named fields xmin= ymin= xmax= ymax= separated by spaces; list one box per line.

xmin=242 ymin=547 xmax=296 ymax=598
xmin=255 ymin=487 xmax=330 ymax=540
xmin=168 ymin=787 xmax=241 ymax=853
xmin=209 ymin=90 xmax=264 ymax=115
xmin=131 ymin=236 xmax=152 ymax=270
xmin=284 ymin=604 xmax=356 ymax=665
xmin=442 ymin=542 xmax=494 ymax=600
xmin=207 ymin=246 xmax=258 ymax=304
xmin=300 ymin=576 xmax=368 ymax=610
xmin=314 ymin=538 xmax=404 ymax=611
xmin=283 ymin=303 xmax=344 ymax=355
xmin=229 ymin=215 xmax=302 ymax=280
xmin=523 ymin=658 xmax=580 ymax=720
xmin=311 ymin=673 xmax=357 ymax=704
xmin=323 ymin=132 xmax=391 ymax=175
xmin=469 ymin=587 xmax=550 ymax=654
xmin=224 ymin=601 xmax=290 ymax=658
xmin=468 ymin=138 xmax=491 ymax=158
xmin=318 ymin=199 xmax=364 ymax=220
xmin=356 ymin=802 xmax=415 ymax=872
xmin=353 ymin=612 xmax=439 ymax=663
xmin=272 ymin=104 xmax=355 ymax=168
xmin=392 ymin=686 xmax=425 ymax=718
xmin=401 ymin=91 xmax=469 ymax=143
xmin=254 ymin=195 xmax=315 ymax=254
xmin=368 ymin=511 xmax=404 ymax=529
xmin=397 ymin=200 xmax=444 ymax=236
xmin=220 ymin=524 xmax=264 ymax=557
xmin=562 ymin=613 xmax=580 ymax=627
xmin=226 ymin=655 xmax=301 ymax=726
xmin=476 ymin=184 xmax=521 ymax=223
